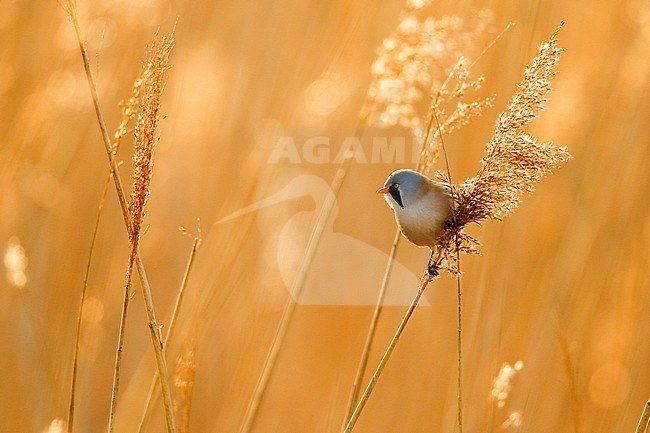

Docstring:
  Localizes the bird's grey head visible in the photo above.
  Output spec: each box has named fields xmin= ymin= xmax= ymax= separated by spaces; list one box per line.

xmin=380 ymin=169 xmax=424 ymax=209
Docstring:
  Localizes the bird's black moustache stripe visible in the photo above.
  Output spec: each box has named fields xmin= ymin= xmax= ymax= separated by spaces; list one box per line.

xmin=388 ymin=184 xmax=403 ymax=208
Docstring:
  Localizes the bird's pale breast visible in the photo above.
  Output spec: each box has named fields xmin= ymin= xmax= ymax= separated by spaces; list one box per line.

xmin=393 ymin=190 xmax=452 ymax=248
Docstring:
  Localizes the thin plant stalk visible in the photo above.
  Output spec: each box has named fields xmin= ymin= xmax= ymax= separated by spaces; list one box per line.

xmin=342 ymin=230 xmax=401 ymax=426
xmin=434 ymin=103 xmax=463 ymax=433
xmin=342 ymin=85 xmax=443 ymax=422
xmin=62 ymin=4 xmax=176 ymax=432
xmin=238 ymin=124 xmax=365 ymax=433
xmin=137 ymin=234 xmax=202 ymax=433
xmin=67 ymin=53 xmax=147 ymax=430
xmin=342 ymin=66 xmax=456 ymax=423
xmin=636 ymin=399 xmax=650 ymax=433
xmin=343 ymin=273 xmax=434 ymax=433
xmin=66 ymin=171 xmax=112 ymax=433
xmin=455 ymin=261 xmax=463 ymax=433
xmin=108 ymin=255 xmax=137 ymax=433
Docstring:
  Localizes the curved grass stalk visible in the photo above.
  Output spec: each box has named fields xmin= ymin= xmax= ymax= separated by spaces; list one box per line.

xmin=66 ymin=171 xmax=111 ymax=433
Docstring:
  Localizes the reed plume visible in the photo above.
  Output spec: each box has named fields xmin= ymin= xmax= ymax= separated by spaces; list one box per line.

xmin=107 ymin=35 xmax=173 ymax=433
xmin=416 ymin=58 xmax=495 ymax=174
xmin=429 ymin=23 xmax=570 ymax=275
xmin=360 ymin=4 xmax=493 ymax=132
xmin=67 ymin=63 xmax=152 ymax=433
xmin=129 ymin=37 xmax=172 ymax=241
xmin=113 ymin=63 xmax=154 ymax=156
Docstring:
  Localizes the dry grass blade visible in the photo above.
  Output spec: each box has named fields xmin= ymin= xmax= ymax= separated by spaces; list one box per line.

xmin=59 ymin=2 xmax=177 ymax=431
xmin=557 ymin=331 xmax=584 ymax=433
xmin=342 ymin=230 xmax=401 ymax=427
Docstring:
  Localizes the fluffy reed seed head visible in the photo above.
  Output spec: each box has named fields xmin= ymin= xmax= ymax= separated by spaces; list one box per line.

xmin=457 ymin=23 xmax=570 ymax=223
xmin=129 ymin=35 xmax=174 ymax=246
xmin=113 ymin=61 xmax=155 ymax=157
xmin=430 ymin=23 xmax=571 ymax=274
xmin=416 ymin=59 xmax=495 ymax=174
xmin=359 ymin=2 xmax=493 ymax=134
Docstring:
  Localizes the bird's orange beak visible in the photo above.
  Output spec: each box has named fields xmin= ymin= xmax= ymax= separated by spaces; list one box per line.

xmin=377 ymin=187 xmax=389 ymax=195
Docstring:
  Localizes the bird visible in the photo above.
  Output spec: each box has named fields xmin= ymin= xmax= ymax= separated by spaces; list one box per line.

xmin=377 ymin=169 xmax=454 ymax=276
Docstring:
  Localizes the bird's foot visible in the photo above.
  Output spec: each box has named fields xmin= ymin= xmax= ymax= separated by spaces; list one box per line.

xmin=427 ymin=264 xmax=439 ymax=278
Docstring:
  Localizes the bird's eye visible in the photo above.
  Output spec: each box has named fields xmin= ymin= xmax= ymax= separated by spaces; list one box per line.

xmin=393 ymin=183 xmax=399 ymax=189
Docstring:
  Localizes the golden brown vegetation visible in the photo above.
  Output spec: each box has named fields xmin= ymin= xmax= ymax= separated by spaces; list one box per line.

xmin=0 ymin=0 xmax=649 ymax=432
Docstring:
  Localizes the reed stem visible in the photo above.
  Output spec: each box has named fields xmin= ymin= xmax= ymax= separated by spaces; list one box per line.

xmin=342 ymin=230 xmax=401 ymax=426
xmin=342 ymin=273 xmax=433 ymax=432
xmin=107 ymin=255 xmax=136 ymax=432
xmin=635 ymin=399 xmax=650 ymax=433
xmin=66 ymin=169 xmax=112 ymax=433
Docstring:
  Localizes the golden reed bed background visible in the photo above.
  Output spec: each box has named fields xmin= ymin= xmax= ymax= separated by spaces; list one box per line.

xmin=1 ymin=0 xmax=649 ymax=432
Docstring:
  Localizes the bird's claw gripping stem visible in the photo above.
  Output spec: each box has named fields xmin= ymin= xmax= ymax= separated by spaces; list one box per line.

xmin=427 ymin=250 xmax=439 ymax=277
xmin=427 ymin=264 xmax=439 ymax=278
